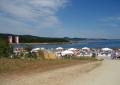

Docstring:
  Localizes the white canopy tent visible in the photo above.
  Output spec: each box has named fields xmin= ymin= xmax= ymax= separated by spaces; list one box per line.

xmin=61 ymin=50 xmax=74 ymax=56
xmin=82 ymin=47 xmax=90 ymax=50
xmin=40 ymin=47 xmax=45 ymax=50
xmin=56 ymin=47 xmax=64 ymax=50
xmin=31 ymin=48 xmax=40 ymax=53
xmin=68 ymin=48 xmax=77 ymax=51
xmin=102 ymin=48 xmax=113 ymax=51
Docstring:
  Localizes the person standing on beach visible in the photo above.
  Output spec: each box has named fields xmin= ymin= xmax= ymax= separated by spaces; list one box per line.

xmin=111 ymin=51 xmax=117 ymax=59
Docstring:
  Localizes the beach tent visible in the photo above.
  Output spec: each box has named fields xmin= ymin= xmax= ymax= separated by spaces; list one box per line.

xmin=31 ymin=48 xmax=40 ymax=53
xmin=56 ymin=47 xmax=64 ymax=50
xmin=61 ymin=50 xmax=74 ymax=56
xmin=68 ymin=48 xmax=77 ymax=51
xmin=82 ymin=47 xmax=90 ymax=50
xmin=40 ymin=47 xmax=45 ymax=50
xmin=102 ymin=48 xmax=113 ymax=51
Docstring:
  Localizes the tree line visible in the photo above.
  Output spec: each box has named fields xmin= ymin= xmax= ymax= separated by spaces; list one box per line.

xmin=0 ymin=33 xmax=69 ymax=43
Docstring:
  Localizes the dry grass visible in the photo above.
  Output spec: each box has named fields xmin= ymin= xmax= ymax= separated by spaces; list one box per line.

xmin=0 ymin=58 xmax=97 ymax=77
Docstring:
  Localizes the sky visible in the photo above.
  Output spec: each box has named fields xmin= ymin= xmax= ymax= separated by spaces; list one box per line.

xmin=0 ymin=0 xmax=120 ymax=39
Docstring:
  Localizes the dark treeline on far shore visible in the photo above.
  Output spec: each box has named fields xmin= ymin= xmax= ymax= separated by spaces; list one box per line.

xmin=0 ymin=33 xmax=69 ymax=43
xmin=0 ymin=33 xmax=108 ymax=44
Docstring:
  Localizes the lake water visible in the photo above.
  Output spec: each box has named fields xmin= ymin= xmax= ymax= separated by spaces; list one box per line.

xmin=13 ymin=39 xmax=120 ymax=49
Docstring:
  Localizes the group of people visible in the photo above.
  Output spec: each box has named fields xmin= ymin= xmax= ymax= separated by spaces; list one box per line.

xmin=12 ymin=47 xmax=120 ymax=60
xmin=111 ymin=50 xmax=120 ymax=59
xmin=55 ymin=47 xmax=120 ymax=59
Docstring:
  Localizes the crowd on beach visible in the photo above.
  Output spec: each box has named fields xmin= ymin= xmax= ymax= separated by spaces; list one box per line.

xmin=13 ymin=47 xmax=120 ymax=60
xmin=55 ymin=47 xmax=120 ymax=59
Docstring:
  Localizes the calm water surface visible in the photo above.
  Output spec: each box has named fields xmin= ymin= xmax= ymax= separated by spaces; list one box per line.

xmin=13 ymin=40 xmax=120 ymax=49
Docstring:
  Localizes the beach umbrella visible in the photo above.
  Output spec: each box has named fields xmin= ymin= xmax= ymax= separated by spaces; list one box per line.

xmin=82 ymin=47 xmax=90 ymax=50
xmin=31 ymin=48 xmax=40 ymax=52
xmin=68 ymin=48 xmax=77 ymax=51
xmin=56 ymin=47 xmax=63 ymax=50
xmin=61 ymin=50 xmax=74 ymax=56
xmin=102 ymin=48 xmax=113 ymax=51
xmin=40 ymin=47 xmax=45 ymax=50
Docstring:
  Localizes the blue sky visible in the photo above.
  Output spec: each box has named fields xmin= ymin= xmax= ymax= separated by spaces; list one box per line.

xmin=0 ymin=0 xmax=120 ymax=39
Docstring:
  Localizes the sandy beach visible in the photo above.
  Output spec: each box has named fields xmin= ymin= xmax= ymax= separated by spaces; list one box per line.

xmin=1 ymin=60 xmax=120 ymax=85
xmin=0 ymin=61 xmax=100 ymax=85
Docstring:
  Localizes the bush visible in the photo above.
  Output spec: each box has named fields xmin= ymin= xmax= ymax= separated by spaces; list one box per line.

xmin=0 ymin=38 xmax=13 ymax=58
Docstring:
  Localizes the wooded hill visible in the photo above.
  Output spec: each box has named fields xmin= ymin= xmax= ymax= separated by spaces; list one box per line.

xmin=0 ymin=33 xmax=69 ymax=43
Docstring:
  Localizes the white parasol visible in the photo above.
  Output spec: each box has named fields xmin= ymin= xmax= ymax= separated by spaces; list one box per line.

xmin=31 ymin=48 xmax=40 ymax=52
xmin=61 ymin=50 xmax=74 ymax=56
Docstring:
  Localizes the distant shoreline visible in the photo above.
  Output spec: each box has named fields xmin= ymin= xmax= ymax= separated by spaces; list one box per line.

xmin=11 ymin=42 xmax=73 ymax=45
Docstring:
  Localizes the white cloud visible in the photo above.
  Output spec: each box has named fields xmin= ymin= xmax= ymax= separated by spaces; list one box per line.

xmin=0 ymin=0 xmax=69 ymax=36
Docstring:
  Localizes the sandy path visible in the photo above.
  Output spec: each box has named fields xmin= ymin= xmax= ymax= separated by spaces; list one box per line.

xmin=0 ymin=61 xmax=100 ymax=85
xmin=1 ymin=60 xmax=120 ymax=85
xmin=69 ymin=60 xmax=120 ymax=85
xmin=2 ymin=60 xmax=120 ymax=85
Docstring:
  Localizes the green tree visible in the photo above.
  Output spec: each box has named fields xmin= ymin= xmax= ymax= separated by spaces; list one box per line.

xmin=0 ymin=38 xmax=13 ymax=58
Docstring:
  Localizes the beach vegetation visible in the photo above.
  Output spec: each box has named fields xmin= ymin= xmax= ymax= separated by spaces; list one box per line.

xmin=0 ymin=38 xmax=13 ymax=58
xmin=0 ymin=58 xmax=98 ymax=75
